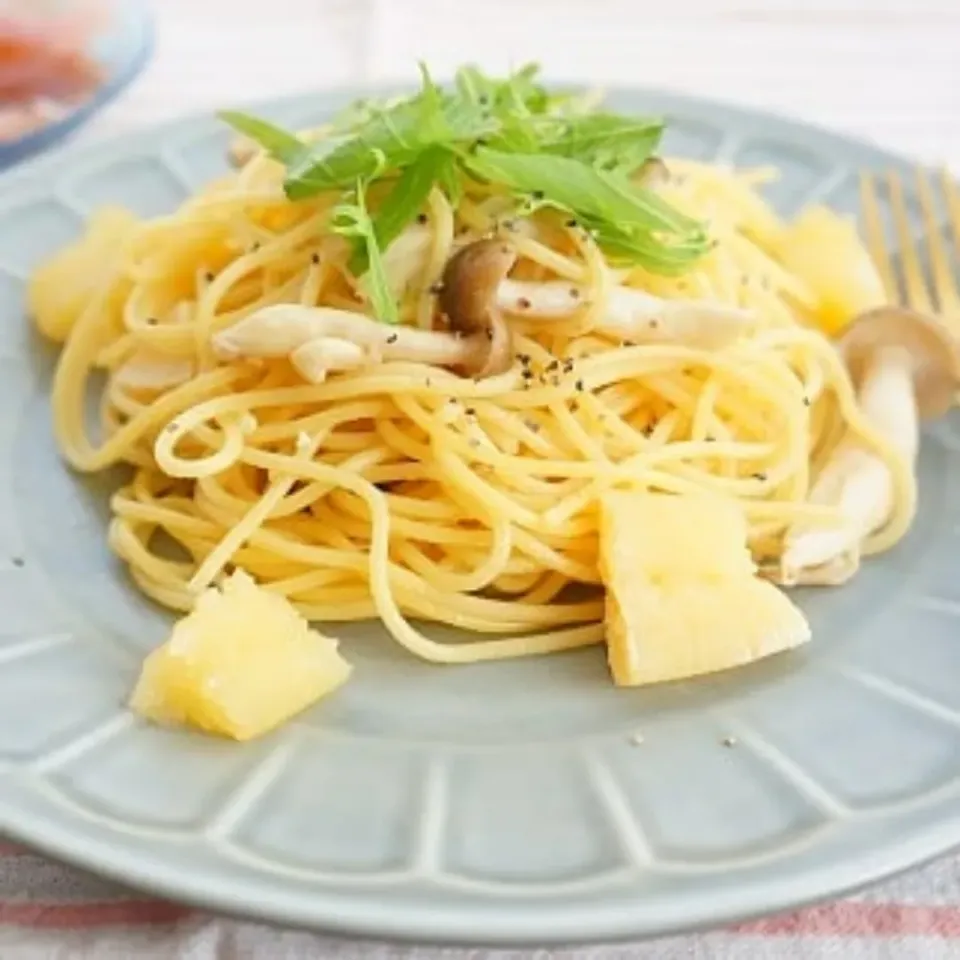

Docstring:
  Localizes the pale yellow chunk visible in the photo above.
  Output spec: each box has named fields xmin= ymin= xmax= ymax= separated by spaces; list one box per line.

xmin=599 ymin=491 xmax=756 ymax=582
xmin=605 ymin=578 xmax=810 ymax=686
xmin=28 ymin=206 xmax=138 ymax=343
xmin=773 ymin=205 xmax=886 ymax=337
xmin=130 ymin=570 xmax=352 ymax=741
xmin=599 ymin=492 xmax=810 ymax=687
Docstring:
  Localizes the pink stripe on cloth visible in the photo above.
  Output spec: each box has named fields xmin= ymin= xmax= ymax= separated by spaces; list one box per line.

xmin=734 ymin=902 xmax=960 ymax=938
xmin=0 ymin=901 xmax=189 ymax=929
xmin=0 ymin=895 xmax=956 ymax=940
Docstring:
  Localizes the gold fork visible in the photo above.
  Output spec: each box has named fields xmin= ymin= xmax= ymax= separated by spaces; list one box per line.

xmin=860 ymin=167 xmax=960 ymax=329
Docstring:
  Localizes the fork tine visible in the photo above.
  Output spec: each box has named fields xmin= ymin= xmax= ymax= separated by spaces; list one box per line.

xmin=887 ymin=170 xmax=933 ymax=313
xmin=859 ymin=172 xmax=899 ymax=302
xmin=916 ymin=167 xmax=960 ymax=314
xmin=944 ymin=168 xmax=960 ymax=261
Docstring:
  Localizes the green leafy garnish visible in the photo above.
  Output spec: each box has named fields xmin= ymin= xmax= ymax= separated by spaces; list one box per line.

xmin=283 ymin=82 xmax=495 ymax=198
xmin=464 ymin=148 xmax=708 ymax=256
xmin=218 ymin=111 xmax=307 ymax=165
xmin=348 ymin=146 xmax=452 ymax=276
xmin=540 ymin=113 xmax=664 ymax=174
xmin=220 ymin=62 xmax=712 ymax=322
xmin=331 ymin=170 xmax=398 ymax=325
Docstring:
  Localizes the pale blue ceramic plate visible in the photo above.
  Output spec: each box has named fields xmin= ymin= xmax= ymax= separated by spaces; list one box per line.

xmin=0 ymin=87 xmax=958 ymax=947
xmin=0 ymin=0 xmax=153 ymax=168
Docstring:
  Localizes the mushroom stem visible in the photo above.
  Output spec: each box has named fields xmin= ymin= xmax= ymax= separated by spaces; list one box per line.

xmin=496 ymin=280 xmax=752 ymax=348
xmin=781 ymin=347 xmax=917 ymax=578
xmin=212 ymin=305 xmax=482 ymax=376
xmin=762 ymin=553 xmax=858 ymax=587
xmin=351 ymin=222 xmax=752 ymax=349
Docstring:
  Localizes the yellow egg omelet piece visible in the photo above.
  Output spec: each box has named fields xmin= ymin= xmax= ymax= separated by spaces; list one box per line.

xmin=773 ymin=205 xmax=886 ymax=337
xmin=130 ymin=570 xmax=352 ymax=741
xmin=598 ymin=492 xmax=810 ymax=687
xmin=28 ymin=206 xmax=138 ymax=343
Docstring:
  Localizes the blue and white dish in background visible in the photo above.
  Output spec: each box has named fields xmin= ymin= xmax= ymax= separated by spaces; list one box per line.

xmin=0 ymin=0 xmax=152 ymax=169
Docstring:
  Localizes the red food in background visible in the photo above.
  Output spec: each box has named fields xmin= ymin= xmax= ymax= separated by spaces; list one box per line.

xmin=0 ymin=1 xmax=106 ymax=140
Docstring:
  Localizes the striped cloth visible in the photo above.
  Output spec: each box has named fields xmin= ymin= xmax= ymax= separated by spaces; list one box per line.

xmin=0 ymin=841 xmax=957 ymax=958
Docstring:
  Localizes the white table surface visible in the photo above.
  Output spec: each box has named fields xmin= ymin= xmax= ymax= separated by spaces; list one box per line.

xmin=4 ymin=1 xmax=959 ymax=957
xmin=84 ymin=0 xmax=960 ymax=170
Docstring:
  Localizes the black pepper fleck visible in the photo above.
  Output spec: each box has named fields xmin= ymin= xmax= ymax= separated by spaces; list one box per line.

xmin=465 ymin=407 xmax=476 ymax=417
xmin=416 ymin=213 xmax=428 ymax=224
xmin=11 ymin=556 xmax=24 ymax=568
xmin=516 ymin=297 xmax=531 ymax=310
xmin=649 ymin=318 xmax=659 ymax=328
xmin=144 ymin=317 xmax=158 ymax=326
xmin=575 ymin=379 xmax=584 ymax=392
xmin=205 ymin=271 xmax=215 ymax=282
xmin=565 ymin=218 xmax=578 ymax=228
xmin=429 ymin=282 xmax=445 ymax=295
xmin=570 ymin=400 xmax=580 ymax=413
xmin=165 ymin=423 xmax=178 ymax=434
xmin=722 ymin=736 xmax=738 ymax=748
xmin=802 ymin=396 xmax=811 ymax=407
xmin=753 ymin=472 xmax=768 ymax=481
xmin=532 ymin=190 xmax=545 ymax=201
xmin=569 ymin=287 xmax=580 ymax=299
xmin=521 ymin=368 xmax=534 ymax=380
xmin=622 ymin=339 xmax=636 ymax=347
xmin=311 ymin=253 xmax=321 ymax=265
xmin=386 ymin=334 xmax=399 ymax=344
xmin=546 ymin=360 xmax=560 ymax=373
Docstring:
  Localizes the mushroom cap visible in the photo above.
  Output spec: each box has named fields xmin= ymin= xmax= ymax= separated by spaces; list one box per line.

xmin=637 ymin=157 xmax=669 ymax=190
xmin=439 ymin=238 xmax=517 ymax=378
xmin=839 ymin=306 xmax=960 ymax=419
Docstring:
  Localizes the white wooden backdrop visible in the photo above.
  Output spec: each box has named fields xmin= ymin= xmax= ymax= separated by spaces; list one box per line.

xmin=82 ymin=0 xmax=960 ymax=170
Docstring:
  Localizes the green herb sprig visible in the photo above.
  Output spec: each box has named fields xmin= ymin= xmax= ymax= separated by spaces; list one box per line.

xmin=221 ymin=63 xmax=710 ymax=320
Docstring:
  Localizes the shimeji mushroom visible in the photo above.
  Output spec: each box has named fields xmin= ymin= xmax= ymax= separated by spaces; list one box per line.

xmin=392 ymin=227 xmax=753 ymax=348
xmin=781 ymin=307 xmax=960 ymax=583
xmin=212 ymin=235 xmax=753 ymax=382
xmin=495 ymin=279 xmax=750 ymax=349
xmin=212 ymin=239 xmax=517 ymax=381
xmin=113 ymin=351 xmax=195 ymax=392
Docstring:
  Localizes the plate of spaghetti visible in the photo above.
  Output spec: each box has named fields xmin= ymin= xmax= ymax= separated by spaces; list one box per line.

xmin=1 ymin=66 xmax=960 ymax=944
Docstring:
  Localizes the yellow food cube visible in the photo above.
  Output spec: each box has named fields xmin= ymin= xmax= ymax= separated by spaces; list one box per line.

xmin=130 ymin=570 xmax=352 ymax=741
xmin=604 ymin=578 xmax=810 ymax=686
xmin=774 ymin=205 xmax=886 ymax=336
xmin=28 ymin=206 xmax=137 ymax=343
xmin=598 ymin=491 xmax=756 ymax=582
xmin=599 ymin=492 xmax=810 ymax=686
